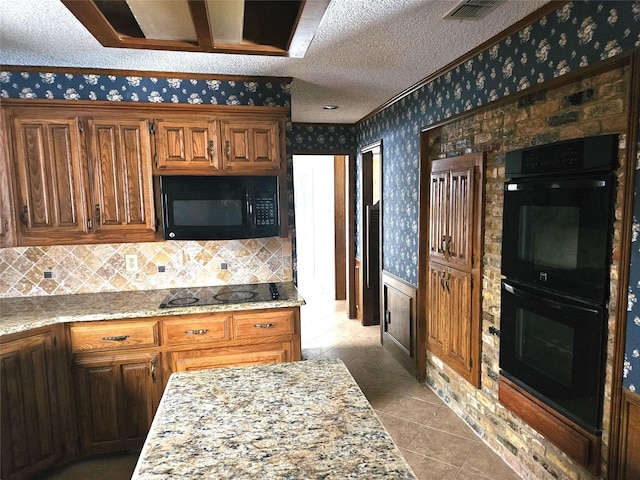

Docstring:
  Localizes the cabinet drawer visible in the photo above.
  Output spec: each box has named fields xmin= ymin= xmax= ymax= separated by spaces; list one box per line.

xmin=69 ymin=321 xmax=159 ymax=352
xmin=232 ymin=310 xmax=294 ymax=339
xmin=162 ymin=313 xmax=230 ymax=346
xmin=171 ymin=343 xmax=292 ymax=372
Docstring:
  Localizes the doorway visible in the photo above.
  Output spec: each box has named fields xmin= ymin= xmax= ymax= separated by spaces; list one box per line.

xmin=358 ymin=142 xmax=382 ymax=326
xmin=293 ymin=154 xmax=347 ymax=302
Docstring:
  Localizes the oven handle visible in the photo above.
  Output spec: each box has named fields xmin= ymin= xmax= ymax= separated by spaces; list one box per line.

xmin=505 ymin=178 xmax=608 ymax=191
xmin=502 ymin=282 xmax=601 ymax=315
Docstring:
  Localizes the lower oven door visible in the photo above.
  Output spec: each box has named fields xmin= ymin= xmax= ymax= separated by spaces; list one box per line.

xmin=499 ymin=280 xmax=606 ymax=433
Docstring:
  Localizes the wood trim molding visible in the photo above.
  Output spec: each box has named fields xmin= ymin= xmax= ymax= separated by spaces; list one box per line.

xmin=500 ymin=375 xmax=601 ymax=475
xmin=0 ymin=65 xmax=293 ymax=84
xmin=0 ymin=99 xmax=291 ymax=116
xmin=617 ymin=390 xmax=640 ymax=479
xmin=608 ymin=50 xmax=640 ymax=480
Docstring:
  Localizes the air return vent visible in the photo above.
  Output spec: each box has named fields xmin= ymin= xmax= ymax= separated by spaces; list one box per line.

xmin=443 ymin=0 xmax=504 ymax=19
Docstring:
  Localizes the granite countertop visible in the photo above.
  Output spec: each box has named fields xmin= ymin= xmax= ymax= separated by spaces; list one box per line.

xmin=132 ymin=359 xmax=416 ymax=480
xmin=0 ymin=282 xmax=304 ymax=336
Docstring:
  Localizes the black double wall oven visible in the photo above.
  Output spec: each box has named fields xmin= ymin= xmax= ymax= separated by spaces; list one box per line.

xmin=499 ymin=134 xmax=618 ymax=434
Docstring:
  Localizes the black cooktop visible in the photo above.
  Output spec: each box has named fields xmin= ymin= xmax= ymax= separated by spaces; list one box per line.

xmin=159 ymin=282 xmax=285 ymax=309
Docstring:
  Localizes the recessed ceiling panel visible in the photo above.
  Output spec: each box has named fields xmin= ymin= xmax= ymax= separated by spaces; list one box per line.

xmin=126 ymin=0 xmax=197 ymax=42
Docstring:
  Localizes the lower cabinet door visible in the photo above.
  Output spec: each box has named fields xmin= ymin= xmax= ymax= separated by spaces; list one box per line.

xmin=171 ymin=343 xmax=293 ymax=372
xmin=73 ymin=351 xmax=162 ymax=454
xmin=1 ymin=331 xmax=62 ymax=479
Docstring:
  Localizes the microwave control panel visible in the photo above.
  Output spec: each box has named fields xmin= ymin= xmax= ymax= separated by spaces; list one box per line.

xmin=255 ymin=196 xmax=277 ymax=226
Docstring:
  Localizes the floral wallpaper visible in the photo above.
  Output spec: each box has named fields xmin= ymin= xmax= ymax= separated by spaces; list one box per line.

xmin=624 ymin=121 xmax=640 ymax=393
xmin=0 ymin=71 xmax=291 ymax=107
xmin=358 ymin=0 xmax=640 ymax=286
xmin=289 ymin=124 xmax=357 ymax=151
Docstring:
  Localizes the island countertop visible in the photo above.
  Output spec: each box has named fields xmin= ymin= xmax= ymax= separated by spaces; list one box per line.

xmin=132 ymin=359 xmax=417 ymax=480
xmin=0 ymin=282 xmax=304 ymax=336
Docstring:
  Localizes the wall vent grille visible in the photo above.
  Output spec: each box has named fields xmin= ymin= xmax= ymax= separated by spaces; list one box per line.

xmin=444 ymin=0 xmax=504 ymax=20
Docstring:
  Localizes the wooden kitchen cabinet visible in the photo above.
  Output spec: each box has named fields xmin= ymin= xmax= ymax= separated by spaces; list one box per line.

xmin=9 ymin=112 xmax=87 ymax=245
xmin=72 ymin=351 xmax=162 ymax=454
xmin=153 ymin=117 xmax=221 ymax=174
xmin=165 ymin=307 xmax=301 ymax=375
xmin=220 ymin=118 xmax=281 ymax=171
xmin=426 ymin=152 xmax=484 ymax=388
xmin=429 ymin=158 xmax=475 ymax=268
xmin=0 ymin=328 xmax=66 ymax=479
xmin=85 ymin=117 xmax=156 ymax=242
xmin=5 ymin=106 xmax=156 ymax=245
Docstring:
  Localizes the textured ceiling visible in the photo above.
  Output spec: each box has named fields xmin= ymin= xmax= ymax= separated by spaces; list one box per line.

xmin=0 ymin=0 xmax=549 ymax=123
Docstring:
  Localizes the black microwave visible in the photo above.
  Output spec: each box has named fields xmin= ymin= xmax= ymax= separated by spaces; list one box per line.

xmin=160 ymin=176 xmax=280 ymax=240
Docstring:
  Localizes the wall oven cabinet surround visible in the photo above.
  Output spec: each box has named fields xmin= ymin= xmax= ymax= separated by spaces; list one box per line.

xmin=427 ymin=152 xmax=484 ymax=388
xmin=5 ymin=106 xmax=156 ymax=246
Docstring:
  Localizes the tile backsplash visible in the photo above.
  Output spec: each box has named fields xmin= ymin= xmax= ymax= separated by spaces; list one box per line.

xmin=0 ymin=238 xmax=292 ymax=298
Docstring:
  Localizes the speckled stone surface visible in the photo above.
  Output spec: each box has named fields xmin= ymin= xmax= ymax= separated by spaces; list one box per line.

xmin=132 ymin=359 xmax=416 ymax=480
xmin=0 ymin=282 xmax=304 ymax=336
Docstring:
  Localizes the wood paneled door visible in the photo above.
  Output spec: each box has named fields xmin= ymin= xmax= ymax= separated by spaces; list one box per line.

xmin=425 ymin=152 xmax=484 ymax=388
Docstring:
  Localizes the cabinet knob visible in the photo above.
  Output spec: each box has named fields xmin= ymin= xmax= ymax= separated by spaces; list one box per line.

xmin=253 ymin=323 xmax=275 ymax=329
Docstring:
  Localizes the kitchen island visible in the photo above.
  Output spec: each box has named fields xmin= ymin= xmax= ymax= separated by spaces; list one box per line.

xmin=132 ymin=359 xmax=417 ymax=479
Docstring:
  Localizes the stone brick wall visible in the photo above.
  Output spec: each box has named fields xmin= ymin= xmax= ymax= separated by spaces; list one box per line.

xmin=426 ymin=65 xmax=630 ymax=480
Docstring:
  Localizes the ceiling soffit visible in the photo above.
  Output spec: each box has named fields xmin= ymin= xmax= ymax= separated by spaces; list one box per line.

xmin=61 ymin=0 xmax=330 ymax=58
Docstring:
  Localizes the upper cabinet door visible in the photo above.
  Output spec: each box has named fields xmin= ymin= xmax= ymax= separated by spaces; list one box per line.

xmin=86 ymin=118 xmax=156 ymax=240
xmin=154 ymin=118 xmax=220 ymax=173
xmin=11 ymin=115 xmax=88 ymax=245
xmin=429 ymin=157 xmax=477 ymax=269
xmin=220 ymin=120 xmax=280 ymax=171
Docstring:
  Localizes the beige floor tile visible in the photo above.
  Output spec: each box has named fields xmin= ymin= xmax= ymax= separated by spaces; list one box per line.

xmin=405 ymin=426 xmax=478 ymax=468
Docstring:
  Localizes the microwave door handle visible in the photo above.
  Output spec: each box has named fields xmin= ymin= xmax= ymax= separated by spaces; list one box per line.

xmin=502 ymin=282 xmax=600 ymax=316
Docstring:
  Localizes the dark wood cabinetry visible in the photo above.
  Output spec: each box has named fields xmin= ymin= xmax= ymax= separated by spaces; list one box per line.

xmin=1 ymin=101 xmax=289 ymax=246
xmin=85 ymin=118 xmax=155 ymax=240
xmin=0 ymin=328 xmax=66 ymax=479
xmin=154 ymin=117 xmax=220 ymax=173
xmin=4 ymin=106 xmax=156 ymax=246
xmin=426 ymin=152 xmax=483 ymax=388
xmin=73 ymin=351 xmax=162 ymax=454
xmin=220 ymin=119 xmax=281 ymax=171
xmin=10 ymin=113 xmax=87 ymax=245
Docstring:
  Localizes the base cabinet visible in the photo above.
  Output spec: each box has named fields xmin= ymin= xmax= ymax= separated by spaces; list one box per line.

xmin=0 ymin=329 xmax=64 ymax=480
xmin=72 ymin=351 xmax=162 ymax=455
xmin=1 ymin=305 xmax=301 ymax=477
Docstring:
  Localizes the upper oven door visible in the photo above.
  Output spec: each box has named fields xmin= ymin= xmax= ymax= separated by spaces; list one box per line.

xmin=501 ymin=173 xmax=614 ymax=304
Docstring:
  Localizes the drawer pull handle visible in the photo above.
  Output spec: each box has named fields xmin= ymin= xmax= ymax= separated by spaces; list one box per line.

xmin=253 ymin=323 xmax=275 ymax=329
xmin=185 ymin=329 xmax=209 ymax=335
xmin=102 ymin=335 xmax=129 ymax=342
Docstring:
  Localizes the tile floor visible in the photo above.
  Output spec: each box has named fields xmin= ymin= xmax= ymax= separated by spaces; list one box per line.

xmin=39 ymin=282 xmax=522 ymax=480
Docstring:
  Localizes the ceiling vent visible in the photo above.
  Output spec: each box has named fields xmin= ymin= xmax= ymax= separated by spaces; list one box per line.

xmin=443 ymin=0 xmax=504 ymax=20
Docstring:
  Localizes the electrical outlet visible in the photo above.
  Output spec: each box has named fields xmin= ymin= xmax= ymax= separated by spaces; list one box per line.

xmin=125 ymin=254 xmax=138 ymax=272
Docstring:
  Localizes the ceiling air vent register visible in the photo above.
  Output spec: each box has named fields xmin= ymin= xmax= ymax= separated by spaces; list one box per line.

xmin=444 ymin=0 xmax=505 ymax=20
